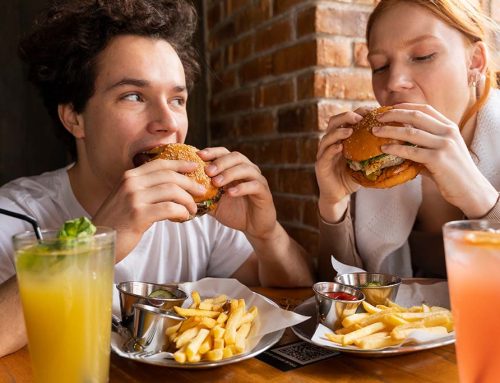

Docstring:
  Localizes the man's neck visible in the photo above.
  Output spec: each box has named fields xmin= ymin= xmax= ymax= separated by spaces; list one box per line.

xmin=67 ymin=162 xmax=114 ymax=217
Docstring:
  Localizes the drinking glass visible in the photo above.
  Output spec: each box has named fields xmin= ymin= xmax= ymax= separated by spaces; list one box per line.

xmin=443 ymin=220 xmax=500 ymax=383
xmin=13 ymin=228 xmax=115 ymax=383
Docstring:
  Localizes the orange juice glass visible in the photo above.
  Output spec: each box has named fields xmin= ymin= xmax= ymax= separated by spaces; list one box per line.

xmin=443 ymin=220 xmax=500 ymax=383
xmin=13 ymin=228 xmax=115 ymax=383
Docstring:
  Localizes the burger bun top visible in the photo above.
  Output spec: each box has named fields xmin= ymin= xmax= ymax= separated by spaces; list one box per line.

xmin=342 ymin=106 xmax=404 ymax=162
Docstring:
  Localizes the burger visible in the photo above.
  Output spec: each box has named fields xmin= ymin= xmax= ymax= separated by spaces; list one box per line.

xmin=133 ymin=143 xmax=223 ymax=217
xmin=342 ymin=106 xmax=422 ymax=189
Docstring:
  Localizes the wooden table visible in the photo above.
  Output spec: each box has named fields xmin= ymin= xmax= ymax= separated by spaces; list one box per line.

xmin=0 ymin=287 xmax=458 ymax=383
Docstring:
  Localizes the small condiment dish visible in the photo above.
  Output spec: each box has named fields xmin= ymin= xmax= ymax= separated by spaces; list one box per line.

xmin=125 ymin=303 xmax=185 ymax=355
xmin=334 ymin=272 xmax=401 ymax=306
xmin=116 ymin=281 xmax=187 ymax=330
xmin=313 ymin=282 xmax=365 ymax=331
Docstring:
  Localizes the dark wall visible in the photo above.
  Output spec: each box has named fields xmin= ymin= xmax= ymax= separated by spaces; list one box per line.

xmin=0 ymin=0 xmax=207 ymax=186
xmin=0 ymin=0 xmax=69 ymax=185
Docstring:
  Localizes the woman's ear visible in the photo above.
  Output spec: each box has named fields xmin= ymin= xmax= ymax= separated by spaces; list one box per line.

xmin=58 ymin=104 xmax=85 ymax=139
xmin=467 ymin=41 xmax=488 ymax=80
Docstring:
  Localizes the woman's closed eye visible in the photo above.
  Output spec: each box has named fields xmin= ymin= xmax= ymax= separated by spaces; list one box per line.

xmin=372 ymin=63 xmax=389 ymax=74
xmin=412 ymin=52 xmax=436 ymax=63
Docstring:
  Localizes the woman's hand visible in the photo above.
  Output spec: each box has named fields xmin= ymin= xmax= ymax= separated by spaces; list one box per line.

xmin=374 ymin=103 xmax=498 ymax=217
xmin=199 ymin=147 xmax=278 ymax=241
xmin=315 ymin=109 xmax=368 ymax=222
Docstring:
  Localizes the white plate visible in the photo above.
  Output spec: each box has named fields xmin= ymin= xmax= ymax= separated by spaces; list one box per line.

xmin=111 ymin=294 xmax=284 ymax=368
xmin=291 ymin=296 xmax=455 ymax=357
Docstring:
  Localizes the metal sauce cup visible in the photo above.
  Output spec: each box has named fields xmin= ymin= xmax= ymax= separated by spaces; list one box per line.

xmin=313 ymin=282 xmax=365 ymax=331
xmin=129 ymin=303 xmax=185 ymax=353
xmin=116 ymin=281 xmax=187 ymax=331
xmin=334 ymin=272 xmax=401 ymax=306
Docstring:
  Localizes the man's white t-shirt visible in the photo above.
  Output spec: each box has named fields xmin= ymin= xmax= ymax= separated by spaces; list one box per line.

xmin=0 ymin=167 xmax=253 ymax=286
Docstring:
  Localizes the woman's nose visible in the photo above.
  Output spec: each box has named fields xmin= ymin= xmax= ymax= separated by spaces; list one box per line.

xmin=147 ymin=101 xmax=180 ymax=134
xmin=386 ymin=64 xmax=413 ymax=92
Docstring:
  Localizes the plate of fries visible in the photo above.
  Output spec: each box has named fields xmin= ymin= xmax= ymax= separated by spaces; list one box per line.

xmin=292 ymin=281 xmax=455 ymax=356
xmin=111 ymin=278 xmax=309 ymax=367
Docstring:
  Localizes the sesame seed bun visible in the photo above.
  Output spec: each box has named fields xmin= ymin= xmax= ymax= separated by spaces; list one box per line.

xmin=135 ymin=143 xmax=222 ymax=216
xmin=342 ymin=106 xmax=422 ymax=189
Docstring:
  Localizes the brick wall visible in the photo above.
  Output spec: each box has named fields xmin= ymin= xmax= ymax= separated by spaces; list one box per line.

xmin=202 ymin=0 xmax=499 ymax=264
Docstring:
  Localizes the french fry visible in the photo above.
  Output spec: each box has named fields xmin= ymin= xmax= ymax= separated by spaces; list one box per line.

xmin=199 ymin=317 xmax=217 ymax=329
xmin=186 ymin=328 xmax=210 ymax=359
xmin=230 ymin=299 xmax=239 ymax=312
xmin=398 ymin=312 xmax=436 ymax=321
xmin=235 ymin=323 xmax=252 ymax=353
xmin=178 ymin=316 xmax=201 ymax=334
xmin=362 ymin=301 xmax=382 ymax=314
xmin=213 ymin=338 xmax=224 ymax=349
xmin=187 ymin=353 xmax=201 ymax=363
xmin=205 ymin=348 xmax=224 ymax=361
xmin=198 ymin=334 xmax=213 ymax=355
xmin=324 ymin=298 xmax=454 ymax=350
xmin=382 ymin=313 xmax=408 ymax=327
xmin=216 ymin=312 xmax=228 ymax=325
xmin=173 ymin=306 xmax=220 ymax=318
xmin=165 ymin=322 xmax=181 ymax=337
xmin=173 ymin=345 xmax=187 ymax=363
xmin=392 ymin=325 xmax=447 ymax=340
xmin=222 ymin=346 xmax=233 ymax=358
xmin=238 ymin=298 xmax=246 ymax=311
xmin=169 ymin=291 xmax=257 ymax=363
xmin=355 ymin=333 xmax=400 ymax=349
xmin=335 ymin=323 xmax=362 ymax=335
xmin=343 ymin=322 xmax=387 ymax=346
xmin=423 ymin=312 xmax=453 ymax=331
xmin=175 ymin=326 xmax=200 ymax=349
xmin=324 ymin=332 xmax=343 ymax=344
xmin=192 ymin=291 xmax=201 ymax=307
xmin=211 ymin=325 xmax=225 ymax=339
xmin=224 ymin=307 xmax=244 ymax=345
xmin=199 ymin=298 xmax=214 ymax=311
xmin=341 ymin=313 xmax=370 ymax=328
xmin=386 ymin=300 xmax=407 ymax=312
xmin=213 ymin=294 xmax=228 ymax=304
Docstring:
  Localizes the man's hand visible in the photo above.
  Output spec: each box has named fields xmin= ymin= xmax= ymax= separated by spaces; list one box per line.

xmin=92 ymin=159 xmax=208 ymax=262
xmin=198 ymin=147 xmax=278 ymax=240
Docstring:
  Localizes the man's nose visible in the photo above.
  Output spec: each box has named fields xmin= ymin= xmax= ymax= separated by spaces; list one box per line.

xmin=386 ymin=64 xmax=413 ymax=92
xmin=147 ymin=100 xmax=180 ymax=133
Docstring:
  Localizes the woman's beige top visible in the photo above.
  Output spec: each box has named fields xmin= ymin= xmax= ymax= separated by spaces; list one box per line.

xmin=318 ymin=89 xmax=500 ymax=279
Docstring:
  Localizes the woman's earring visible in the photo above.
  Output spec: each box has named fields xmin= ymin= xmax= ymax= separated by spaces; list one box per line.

xmin=469 ymin=71 xmax=481 ymax=88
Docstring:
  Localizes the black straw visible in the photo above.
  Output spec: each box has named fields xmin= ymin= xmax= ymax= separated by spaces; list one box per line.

xmin=0 ymin=208 xmax=43 ymax=240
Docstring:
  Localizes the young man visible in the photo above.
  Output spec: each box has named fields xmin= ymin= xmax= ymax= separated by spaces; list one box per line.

xmin=0 ymin=0 xmax=313 ymax=357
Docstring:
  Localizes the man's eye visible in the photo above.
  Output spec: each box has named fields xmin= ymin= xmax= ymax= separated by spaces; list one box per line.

xmin=123 ymin=93 xmax=142 ymax=102
xmin=171 ymin=98 xmax=186 ymax=107
xmin=413 ymin=53 xmax=436 ymax=62
xmin=372 ymin=64 xmax=389 ymax=74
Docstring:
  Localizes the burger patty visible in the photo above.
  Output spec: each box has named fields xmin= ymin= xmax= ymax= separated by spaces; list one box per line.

xmin=348 ymin=154 xmax=405 ymax=176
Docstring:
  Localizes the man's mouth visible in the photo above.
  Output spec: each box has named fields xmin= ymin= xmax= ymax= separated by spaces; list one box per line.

xmin=132 ymin=145 xmax=165 ymax=167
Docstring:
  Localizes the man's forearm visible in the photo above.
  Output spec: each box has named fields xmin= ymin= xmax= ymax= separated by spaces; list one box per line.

xmin=247 ymin=224 xmax=314 ymax=287
xmin=0 ymin=277 xmax=27 ymax=357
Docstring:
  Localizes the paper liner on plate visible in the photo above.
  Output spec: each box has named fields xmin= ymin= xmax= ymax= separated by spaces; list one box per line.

xmin=112 ymin=277 xmax=310 ymax=358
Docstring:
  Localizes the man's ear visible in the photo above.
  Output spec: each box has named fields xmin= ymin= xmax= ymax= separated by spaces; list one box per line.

xmin=58 ymin=104 xmax=85 ymax=139
xmin=467 ymin=41 xmax=488 ymax=81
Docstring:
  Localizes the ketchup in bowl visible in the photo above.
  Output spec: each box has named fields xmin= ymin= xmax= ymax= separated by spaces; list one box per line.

xmin=323 ymin=291 xmax=358 ymax=301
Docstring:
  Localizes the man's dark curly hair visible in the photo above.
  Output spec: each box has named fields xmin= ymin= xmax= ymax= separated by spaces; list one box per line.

xmin=19 ymin=0 xmax=200 ymax=159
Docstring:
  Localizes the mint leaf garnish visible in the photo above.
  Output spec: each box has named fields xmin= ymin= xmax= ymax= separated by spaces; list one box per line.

xmin=58 ymin=217 xmax=96 ymax=239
